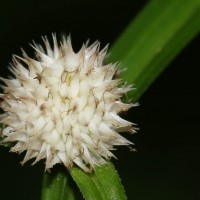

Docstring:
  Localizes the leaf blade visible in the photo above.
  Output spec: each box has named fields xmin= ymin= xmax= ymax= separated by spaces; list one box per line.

xmin=109 ymin=0 xmax=200 ymax=101
xmin=70 ymin=162 xmax=127 ymax=200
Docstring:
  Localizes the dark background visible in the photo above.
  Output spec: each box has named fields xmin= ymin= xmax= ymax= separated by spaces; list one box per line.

xmin=0 ymin=0 xmax=200 ymax=199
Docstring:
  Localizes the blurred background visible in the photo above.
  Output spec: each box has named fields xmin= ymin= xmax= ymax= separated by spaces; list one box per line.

xmin=0 ymin=0 xmax=200 ymax=199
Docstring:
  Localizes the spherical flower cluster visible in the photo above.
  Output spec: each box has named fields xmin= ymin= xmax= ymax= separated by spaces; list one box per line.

xmin=0 ymin=35 xmax=136 ymax=172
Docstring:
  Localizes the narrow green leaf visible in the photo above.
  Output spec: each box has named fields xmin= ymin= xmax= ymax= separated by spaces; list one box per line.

xmin=109 ymin=0 xmax=200 ymax=101
xmin=41 ymin=167 xmax=75 ymax=200
xmin=70 ymin=162 xmax=126 ymax=200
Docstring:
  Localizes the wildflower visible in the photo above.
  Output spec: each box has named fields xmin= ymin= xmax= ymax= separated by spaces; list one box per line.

xmin=0 ymin=35 xmax=136 ymax=172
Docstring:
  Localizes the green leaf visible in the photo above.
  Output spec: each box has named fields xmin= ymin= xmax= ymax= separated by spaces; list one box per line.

xmin=109 ymin=0 xmax=200 ymax=101
xmin=41 ymin=167 xmax=75 ymax=200
xmin=70 ymin=162 xmax=126 ymax=200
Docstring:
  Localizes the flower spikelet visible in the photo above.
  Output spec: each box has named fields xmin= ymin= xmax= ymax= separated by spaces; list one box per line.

xmin=0 ymin=35 xmax=136 ymax=172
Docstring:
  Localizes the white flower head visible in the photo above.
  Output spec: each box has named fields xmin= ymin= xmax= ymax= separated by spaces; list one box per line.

xmin=0 ymin=35 xmax=136 ymax=172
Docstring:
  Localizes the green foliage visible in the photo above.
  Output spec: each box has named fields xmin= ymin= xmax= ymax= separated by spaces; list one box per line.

xmin=109 ymin=0 xmax=200 ymax=101
xmin=70 ymin=163 xmax=126 ymax=200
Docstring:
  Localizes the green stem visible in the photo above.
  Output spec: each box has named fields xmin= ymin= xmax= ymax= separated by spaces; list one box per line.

xmin=41 ymin=167 xmax=75 ymax=200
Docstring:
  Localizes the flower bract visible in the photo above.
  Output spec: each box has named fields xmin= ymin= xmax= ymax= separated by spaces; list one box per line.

xmin=0 ymin=35 xmax=136 ymax=172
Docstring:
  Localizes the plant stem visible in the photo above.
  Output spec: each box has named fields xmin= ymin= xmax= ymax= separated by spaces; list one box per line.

xmin=41 ymin=166 xmax=75 ymax=200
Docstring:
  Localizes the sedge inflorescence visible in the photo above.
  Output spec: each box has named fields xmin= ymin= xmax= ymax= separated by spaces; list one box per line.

xmin=0 ymin=35 xmax=136 ymax=172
